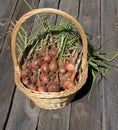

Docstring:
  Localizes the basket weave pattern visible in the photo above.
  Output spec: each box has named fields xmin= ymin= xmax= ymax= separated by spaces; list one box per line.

xmin=11 ymin=8 xmax=88 ymax=110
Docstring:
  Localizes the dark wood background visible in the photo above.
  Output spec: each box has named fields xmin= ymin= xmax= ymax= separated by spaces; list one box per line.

xmin=0 ymin=0 xmax=118 ymax=130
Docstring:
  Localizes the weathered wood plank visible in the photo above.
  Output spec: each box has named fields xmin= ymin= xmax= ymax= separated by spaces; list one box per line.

xmin=38 ymin=0 xmax=59 ymax=8
xmin=5 ymin=89 xmax=40 ymax=130
xmin=56 ymin=0 xmax=79 ymax=25
xmin=101 ymin=0 xmax=118 ymax=129
xmin=0 ymin=0 xmax=18 ymax=129
xmin=31 ymin=0 xmax=60 ymax=37
xmin=69 ymin=0 xmax=102 ymax=130
xmin=0 ymin=0 xmax=18 ymax=52
xmin=0 ymin=39 xmax=15 ymax=130
xmin=38 ymin=105 xmax=71 ymax=130
xmin=37 ymin=0 xmax=79 ymax=130
xmin=4 ymin=1 xmax=40 ymax=130
xmin=59 ymin=0 xmax=79 ymax=17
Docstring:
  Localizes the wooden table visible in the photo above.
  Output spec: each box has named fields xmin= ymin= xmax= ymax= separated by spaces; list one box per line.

xmin=0 ymin=0 xmax=118 ymax=130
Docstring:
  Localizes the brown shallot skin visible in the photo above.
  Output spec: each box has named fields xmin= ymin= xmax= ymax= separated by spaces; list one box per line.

xmin=48 ymin=48 xmax=57 ymax=57
xmin=21 ymin=69 xmax=28 ymax=79
xmin=63 ymin=80 xmax=75 ymax=89
xmin=21 ymin=69 xmax=33 ymax=78
xmin=49 ymin=59 xmax=58 ymax=72
xmin=28 ymin=69 xmax=33 ymax=77
xmin=40 ymin=73 xmax=50 ymax=83
xmin=41 ymin=63 xmax=49 ymax=73
xmin=43 ymin=48 xmax=52 ymax=63
xmin=20 ymin=38 xmax=80 ymax=92
xmin=43 ymin=55 xmax=51 ymax=63
xmin=21 ymin=63 xmax=27 ymax=70
xmin=65 ymin=62 xmax=75 ymax=72
xmin=31 ymin=59 xmax=41 ymax=69
xmin=65 ymin=72 xmax=72 ymax=78
xmin=37 ymin=86 xmax=47 ymax=92
xmin=59 ymin=66 xmax=66 ymax=74
xmin=49 ymin=72 xmax=56 ymax=81
xmin=48 ymin=87 xmax=60 ymax=92
xmin=31 ymin=68 xmax=38 ymax=75
xmin=26 ymin=60 xmax=32 ymax=69
xmin=48 ymin=82 xmax=61 ymax=92
xmin=28 ymin=84 xmax=37 ymax=91
xmin=30 ymin=74 xmax=38 ymax=84
xmin=22 ymin=78 xmax=31 ymax=86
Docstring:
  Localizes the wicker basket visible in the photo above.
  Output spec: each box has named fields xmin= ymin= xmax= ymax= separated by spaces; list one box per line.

xmin=11 ymin=8 xmax=88 ymax=110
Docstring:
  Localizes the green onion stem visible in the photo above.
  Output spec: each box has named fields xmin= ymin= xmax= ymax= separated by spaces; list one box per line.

xmin=88 ymin=69 xmax=96 ymax=100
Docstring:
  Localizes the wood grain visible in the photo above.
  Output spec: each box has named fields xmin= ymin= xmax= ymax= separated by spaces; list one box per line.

xmin=101 ymin=0 xmax=118 ymax=129
xmin=69 ymin=0 xmax=102 ymax=130
xmin=38 ymin=105 xmax=71 ymax=130
xmin=0 ymin=0 xmax=18 ymax=129
xmin=0 ymin=37 xmax=15 ymax=130
xmin=4 ymin=1 xmax=40 ymax=130
xmin=0 ymin=0 xmax=18 ymax=51
xmin=5 ymin=89 xmax=40 ymax=130
xmin=59 ymin=0 xmax=79 ymax=17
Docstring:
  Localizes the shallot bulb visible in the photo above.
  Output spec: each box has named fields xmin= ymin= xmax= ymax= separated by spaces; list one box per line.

xmin=41 ymin=63 xmax=49 ymax=73
xmin=31 ymin=59 xmax=41 ymax=69
xmin=28 ymin=69 xmax=33 ymax=77
xmin=21 ymin=63 xmax=27 ymax=70
xmin=30 ymin=74 xmax=38 ymax=84
xmin=49 ymin=72 xmax=56 ymax=81
xmin=59 ymin=66 xmax=66 ymax=74
xmin=43 ymin=48 xmax=52 ymax=63
xmin=21 ymin=69 xmax=28 ymax=79
xmin=26 ymin=60 xmax=32 ymax=69
xmin=49 ymin=60 xmax=58 ymax=72
xmin=37 ymin=86 xmax=47 ymax=92
xmin=65 ymin=72 xmax=72 ymax=78
xmin=28 ymin=84 xmax=37 ymax=91
xmin=66 ymin=62 xmax=75 ymax=72
xmin=43 ymin=55 xmax=51 ymax=63
xmin=22 ymin=78 xmax=31 ymax=86
xmin=47 ymin=82 xmax=60 ymax=92
xmin=48 ymin=49 xmax=57 ymax=57
xmin=40 ymin=73 xmax=50 ymax=83
xmin=63 ymin=80 xmax=75 ymax=89
xmin=31 ymin=68 xmax=38 ymax=75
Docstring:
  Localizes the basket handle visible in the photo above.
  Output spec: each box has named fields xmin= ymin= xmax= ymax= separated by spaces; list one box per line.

xmin=11 ymin=8 xmax=88 ymax=73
